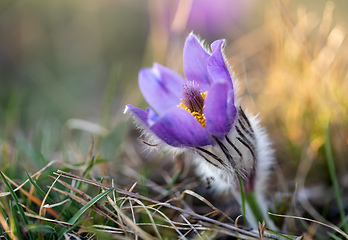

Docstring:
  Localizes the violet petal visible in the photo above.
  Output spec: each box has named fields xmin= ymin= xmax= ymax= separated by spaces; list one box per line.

xmin=207 ymin=39 xmax=233 ymax=89
xmin=204 ymin=82 xmax=231 ymax=139
xmin=139 ymin=63 xmax=185 ymax=114
xmin=124 ymin=104 xmax=149 ymax=128
xmin=183 ymin=33 xmax=212 ymax=91
xmin=227 ymin=90 xmax=237 ymax=127
xmin=146 ymin=107 xmax=159 ymax=126
xmin=150 ymin=108 xmax=213 ymax=147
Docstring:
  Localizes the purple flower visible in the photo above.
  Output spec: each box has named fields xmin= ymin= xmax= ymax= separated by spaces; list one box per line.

xmin=125 ymin=33 xmax=276 ymax=229
xmin=125 ymin=33 xmax=237 ymax=148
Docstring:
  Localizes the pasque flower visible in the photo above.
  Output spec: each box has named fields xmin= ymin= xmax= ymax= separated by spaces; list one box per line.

xmin=125 ymin=33 xmax=236 ymax=147
xmin=125 ymin=33 xmax=275 ymax=229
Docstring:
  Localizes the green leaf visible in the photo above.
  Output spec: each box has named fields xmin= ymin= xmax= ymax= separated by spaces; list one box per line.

xmin=9 ymin=201 xmax=21 ymax=239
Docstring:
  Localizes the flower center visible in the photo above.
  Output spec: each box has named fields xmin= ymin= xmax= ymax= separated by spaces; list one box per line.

xmin=179 ymin=82 xmax=207 ymax=127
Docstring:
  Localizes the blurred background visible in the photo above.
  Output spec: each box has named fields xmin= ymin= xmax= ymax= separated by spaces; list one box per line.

xmin=1 ymin=0 xmax=348 ymax=235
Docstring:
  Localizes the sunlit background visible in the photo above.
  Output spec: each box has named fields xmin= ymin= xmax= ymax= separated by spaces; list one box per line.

xmin=1 ymin=0 xmax=348 ymax=237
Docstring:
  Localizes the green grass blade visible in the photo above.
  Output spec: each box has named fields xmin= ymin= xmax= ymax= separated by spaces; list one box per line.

xmin=74 ymin=155 xmax=100 ymax=190
xmin=339 ymin=214 xmax=348 ymax=229
xmin=328 ymin=233 xmax=343 ymax=240
xmin=28 ymin=224 xmax=57 ymax=234
xmin=57 ymin=187 xmax=113 ymax=238
xmin=68 ymin=187 xmax=113 ymax=224
xmin=9 ymin=200 xmax=21 ymax=239
xmin=170 ymin=169 xmax=182 ymax=186
xmin=25 ymin=172 xmax=50 ymax=200
xmin=0 ymin=201 xmax=7 ymax=221
xmin=0 ymin=171 xmax=34 ymax=240
xmin=82 ymin=155 xmax=100 ymax=179
xmin=25 ymin=172 xmax=68 ymax=219
xmin=324 ymin=126 xmax=348 ymax=233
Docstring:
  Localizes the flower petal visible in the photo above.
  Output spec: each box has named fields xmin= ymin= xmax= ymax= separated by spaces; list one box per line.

xmin=183 ymin=33 xmax=212 ymax=91
xmin=124 ymin=104 xmax=149 ymax=128
xmin=207 ymin=39 xmax=233 ymax=89
xmin=204 ymin=82 xmax=231 ymax=139
xmin=146 ymin=107 xmax=159 ymax=126
xmin=139 ymin=63 xmax=185 ymax=114
xmin=227 ymin=90 xmax=237 ymax=127
xmin=150 ymin=108 xmax=213 ymax=147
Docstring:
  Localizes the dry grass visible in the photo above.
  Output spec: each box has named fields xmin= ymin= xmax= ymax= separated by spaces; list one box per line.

xmin=0 ymin=158 xmax=299 ymax=239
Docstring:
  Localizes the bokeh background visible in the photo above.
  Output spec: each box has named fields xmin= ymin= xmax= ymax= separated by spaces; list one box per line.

xmin=1 ymin=0 xmax=348 ymax=236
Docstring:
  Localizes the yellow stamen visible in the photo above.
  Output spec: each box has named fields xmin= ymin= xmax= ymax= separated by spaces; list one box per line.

xmin=179 ymin=91 xmax=207 ymax=128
